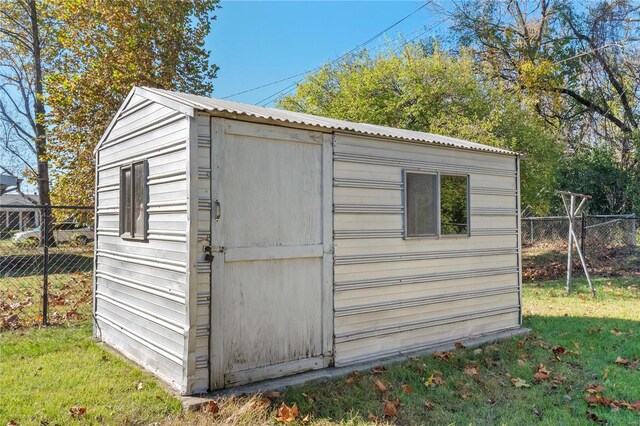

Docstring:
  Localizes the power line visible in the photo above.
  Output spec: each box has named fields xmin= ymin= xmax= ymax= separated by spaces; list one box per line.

xmin=220 ymin=2 xmax=431 ymax=103
xmin=258 ymin=17 xmax=447 ymax=107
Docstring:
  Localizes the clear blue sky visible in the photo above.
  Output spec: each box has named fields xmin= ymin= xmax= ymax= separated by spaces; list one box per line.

xmin=207 ymin=1 xmax=446 ymax=106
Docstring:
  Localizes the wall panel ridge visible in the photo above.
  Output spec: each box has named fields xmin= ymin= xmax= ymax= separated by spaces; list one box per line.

xmin=332 ymin=133 xmax=521 ymax=365
xmin=95 ymin=96 xmax=190 ymax=392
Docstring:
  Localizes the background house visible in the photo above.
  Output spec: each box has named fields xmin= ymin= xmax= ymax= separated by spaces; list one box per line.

xmin=0 ymin=174 xmax=39 ymax=232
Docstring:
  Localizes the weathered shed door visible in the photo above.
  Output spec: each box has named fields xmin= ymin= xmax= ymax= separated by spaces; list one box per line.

xmin=210 ymin=119 xmax=333 ymax=389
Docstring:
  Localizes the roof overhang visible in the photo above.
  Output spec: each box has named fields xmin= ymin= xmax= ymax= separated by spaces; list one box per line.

xmin=95 ymin=86 xmax=519 ymax=157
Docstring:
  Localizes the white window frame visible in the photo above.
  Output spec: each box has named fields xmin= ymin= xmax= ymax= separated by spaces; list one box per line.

xmin=403 ymin=170 xmax=470 ymax=239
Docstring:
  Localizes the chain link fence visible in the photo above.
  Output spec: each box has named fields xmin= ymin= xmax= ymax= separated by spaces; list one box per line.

xmin=522 ymin=214 xmax=640 ymax=280
xmin=0 ymin=205 xmax=94 ymax=330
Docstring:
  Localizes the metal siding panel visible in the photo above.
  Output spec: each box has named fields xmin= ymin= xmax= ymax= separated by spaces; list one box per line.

xmin=95 ymin=99 xmax=189 ymax=393
xmin=335 ymin=312 xmax=520 ymax=366
xmin=332 ymin=133 xmax=520 ymax=365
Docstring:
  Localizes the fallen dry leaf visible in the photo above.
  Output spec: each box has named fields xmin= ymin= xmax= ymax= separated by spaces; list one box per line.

xmin=511 ymin=377 xmax=531 ymax=388
xmin=266 ymin=390 xmax=282 ymax=399
xmin=371 ymin=364 xmax=387 ymax=374
xmin=433 ymin=351 xmax=454 ymax=361
xmin=301 ymin=414 xmax=310 ymax=424
xmin=615 ymin=356 xmax=630 ymax=366
xmin=401 ymin=384 xmax=414 ymax=394
xmin=276 ymin=402 xmax=299 ymax=424
xmin=553 ymin=346 xmax=567 ymax=356
xmin=383 ymin=400 xmax=400 ymax=417
xmin=455 ymin=342 xmax=466 ymax=350
xmin=517 ymin=359 xmax=527 ymax=367
xmin=464 ymin=366 xmax=479 ymax=376
xmin=424 ymin=401 xmax=435 ymax=410
xmin=301 ymin=393 xmax=318 ymax=404
xmin=610 ymin=328 xmax=624 ymax=336
xmin=69 ymin=406 xmax=86 ymax=417
xmin=533 ymin=364 xmax=551 ymax=381
xmin=136 ymin=381 xmax=143 ymax=391
xmin=201 ymin=401 xmax=219 ymax=414
xmin=367 ymin=413 xmax=378 ymax=422
xmin=374 ymin=379 xmax=387 ymax=393
xmin=458 ymin=388 xmax=471 ymax=399
xmin=552 ymin=375 xmax=567 ymax=384
xmin=345 ymin=371 xmax=362 ymax=384
xmin=585 ymin=394 xmax=612 ymax=407
xmin=424 ymin=371 xmax=445 ymax=388
xmin=585 ymin=384 xmax=605 ymax=394
xmin=588 ymin=327 xmax=602 ymax=334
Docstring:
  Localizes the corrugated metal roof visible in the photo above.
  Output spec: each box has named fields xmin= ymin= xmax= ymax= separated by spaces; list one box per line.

xmin=141 ymin=87 xmax=516 ymax=156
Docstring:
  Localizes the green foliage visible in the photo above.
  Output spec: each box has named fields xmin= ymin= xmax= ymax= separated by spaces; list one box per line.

xmin=278 ymin=45 xmax=561 ymax=214
xmin=555 ymin=146 xmax=640 ymax=215
xmin=43 ymin=0 xmax=220 ymax=206
xmin=440 ymin=175 xmax=468 ymax=235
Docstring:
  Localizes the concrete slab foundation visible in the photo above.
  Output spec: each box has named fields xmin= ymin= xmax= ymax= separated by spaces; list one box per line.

xmin=181 ymin=326 xmax=530 ymax=411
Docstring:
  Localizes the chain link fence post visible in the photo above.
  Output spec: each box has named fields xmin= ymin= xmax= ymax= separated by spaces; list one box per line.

xmin=42 ymin=204 xmax=50 ymax=326
xmin=581 ymin=214 xmax=586 ymax=256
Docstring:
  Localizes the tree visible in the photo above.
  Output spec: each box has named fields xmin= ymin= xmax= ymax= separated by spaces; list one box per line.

xmin=278 ymin=44 xmax=561 ymax=213
xmin=554 ymin=146 xmax=640 ymax=215
xmin=0 ymin=0 xmax=51 ymax=207
xmin=44 ymin=0 xmax=219 ymax=206
xmin=450 ymin=0 xmax=640 ymax=168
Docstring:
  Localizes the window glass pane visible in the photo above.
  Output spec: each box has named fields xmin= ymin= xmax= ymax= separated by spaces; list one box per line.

xmin=121 ymin=168 xmax=131 ymax=235
xmin=440 ymin=175 xmax=468 ymax=235
xmin=133 ymin=162 xmax=145 ymax=238
xmin=406 ymin=173 xmax=437 ymax=236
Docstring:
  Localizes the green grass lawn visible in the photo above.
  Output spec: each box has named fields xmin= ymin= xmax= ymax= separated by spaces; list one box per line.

xmin=1 ymin=277 xmax=639 ymax=425
xmin=0 ymin=323 xmax=182 ymax=425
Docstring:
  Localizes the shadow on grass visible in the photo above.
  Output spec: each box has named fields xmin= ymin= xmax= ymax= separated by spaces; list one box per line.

xmin=275 ymin=315 xmax=640 ymax=426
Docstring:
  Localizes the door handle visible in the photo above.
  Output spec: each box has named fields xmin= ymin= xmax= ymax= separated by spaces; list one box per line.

xmin=214 ymin=200 xmax=221 ymax=221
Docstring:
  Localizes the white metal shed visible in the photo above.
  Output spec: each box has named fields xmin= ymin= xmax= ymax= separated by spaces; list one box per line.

xmin=93 ymin=86 xmax=523 ymax=394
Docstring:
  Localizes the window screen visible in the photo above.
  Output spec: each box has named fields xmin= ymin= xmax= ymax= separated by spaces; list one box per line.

xmin=120 ymin=161 xmax=146 ymax=239
xmin=405 ymin=173 xmax=437 ymax=236
xmin=440 ymin=175 xmax=468 ymax=235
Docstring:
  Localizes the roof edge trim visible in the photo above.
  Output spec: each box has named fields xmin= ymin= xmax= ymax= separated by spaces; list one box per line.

xmin=94 ymin=86 xmax=196 ymax=154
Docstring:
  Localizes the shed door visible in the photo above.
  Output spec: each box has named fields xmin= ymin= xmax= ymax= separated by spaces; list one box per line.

xmin=210 ymin=119 xmax=333 ymax=389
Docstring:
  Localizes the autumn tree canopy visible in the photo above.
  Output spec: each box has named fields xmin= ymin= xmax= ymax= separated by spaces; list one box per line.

xmin=1 ymin=0 xmax=219 ymax=207
xmin=45 ymin=0 xmax=219 ymax=206
xmin=278 ymin=45 xmax=562 ymax=214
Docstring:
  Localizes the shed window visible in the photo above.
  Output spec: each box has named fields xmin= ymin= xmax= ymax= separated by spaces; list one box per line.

xmin=120 ymin=161 xmax=147 ymax=239
xmin=440 ymin=175 xmax=468 ymax=235
xmin=405 ymin=173 xmax=437 ymax=236
xmin=405 ymin=172 xmax=469 ymax=238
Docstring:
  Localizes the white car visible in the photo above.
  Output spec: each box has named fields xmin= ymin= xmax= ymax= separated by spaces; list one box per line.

xmin=13 ymin=223 xmax=94 ymax=245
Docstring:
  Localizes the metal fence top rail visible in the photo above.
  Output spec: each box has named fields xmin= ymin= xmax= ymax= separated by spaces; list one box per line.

xmin=523 ymin=214 xmax=636 ymax=220
xmin=0 ymin=204 xmax=94 ymax=210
